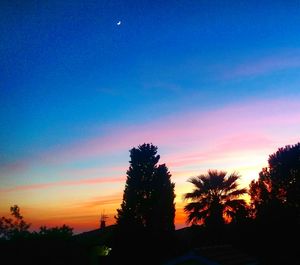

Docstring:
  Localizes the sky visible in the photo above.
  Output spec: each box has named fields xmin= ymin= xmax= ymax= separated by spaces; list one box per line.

xmin=1 ymin=0 xmax=300 ymax=233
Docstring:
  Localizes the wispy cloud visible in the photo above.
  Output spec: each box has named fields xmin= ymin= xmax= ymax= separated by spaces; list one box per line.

xmin=142 ymin=82 xmax=183 ymax=93
xmin=165 ymin=133 xmax=273 ymax=169
xmin=2 ymin=98 xmax=300 ymax=179
xmin=0 ymin=176 xmax=124 ymax=193
xmin=59 ymin=99 xmax=300 ymax=163
xmin=223 ymin=53 xmax=300 ymax=79
xmin=76 ymin=193 xmax=122 ymax=209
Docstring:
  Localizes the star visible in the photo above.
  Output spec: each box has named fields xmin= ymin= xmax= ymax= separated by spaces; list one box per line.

xmin=117 ymin=21 xmax=121 ymax=26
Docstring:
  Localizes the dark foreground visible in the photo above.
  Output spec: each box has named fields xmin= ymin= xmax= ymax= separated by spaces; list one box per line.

xmin=1 ymin=221 xmax=299 ymax=265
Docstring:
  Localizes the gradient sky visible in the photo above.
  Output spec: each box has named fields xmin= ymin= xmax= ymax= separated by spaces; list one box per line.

xmin=1 ymin=0 xmax=300 ymax=233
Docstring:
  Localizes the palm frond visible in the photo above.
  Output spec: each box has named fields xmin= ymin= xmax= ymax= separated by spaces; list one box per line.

xmin=188 ymin=176 xmax=205 ymax=189
xmin=199 ymin=175 xmax=211 ymax=189
xmin=186 ymin=209 xmax=209 ymax=225
xmin=226 ymin=188 xmax=247 ymax=198
xmin=207 ymin=170 xmax=227 ymax=189
xmin=184 ymin=189 xmax=204 ymax=200
xmin=184 ymin=201 xmax=208 ymax=213
xmin=224 ymin=199 xmax=246 ymax=209
xmin=223 ymin=172 xmax=240 ymax=191
xmin=208 ymin=169 xmax=227 ymax=179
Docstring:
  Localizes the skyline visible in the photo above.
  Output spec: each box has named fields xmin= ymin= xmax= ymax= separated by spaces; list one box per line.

xmin=1 ymin=0 xmax=300 ymax=232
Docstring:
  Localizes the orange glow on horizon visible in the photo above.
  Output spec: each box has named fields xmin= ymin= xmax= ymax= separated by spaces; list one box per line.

xmin=0 ymin=163 xmax=260 ymax=233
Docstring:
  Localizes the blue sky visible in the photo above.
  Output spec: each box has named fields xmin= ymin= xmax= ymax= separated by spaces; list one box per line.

xmin=1 ymin=0 xmax=300 ymax=231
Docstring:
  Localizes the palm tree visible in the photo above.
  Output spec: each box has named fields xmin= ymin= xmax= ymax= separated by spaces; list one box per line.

xmin=184 ymin=170 xmax=247 ymax=227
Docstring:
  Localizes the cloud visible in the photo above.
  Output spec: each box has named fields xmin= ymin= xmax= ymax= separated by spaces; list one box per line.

xmin=76 ymin=193 xmax=122 ymax=208
xmin=2 ymin=97 xmax=300 ymax=184
xmin=142 ymin=82 xmax=183 ymax=93
xmin=20 ymin=193 xmax=123 ymax=232
xmin=0 ymin=176 xmax=125 ymax=193
xmin=60 ymin=98 xmax=299 ymax=161
xmin=223 ymin=53 xmax=300 ymax=79
xmin=165 ymin=133 xmax=273 ymax=169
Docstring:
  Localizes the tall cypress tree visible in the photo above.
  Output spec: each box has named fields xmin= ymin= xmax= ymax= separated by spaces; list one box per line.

xmin=116 ymin=143 xmax=175 ymax=233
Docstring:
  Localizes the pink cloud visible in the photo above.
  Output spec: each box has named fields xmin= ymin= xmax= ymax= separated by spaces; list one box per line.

xmin=163 ymin=133 xmax=272 ymax=170
xmin=0 ymin=176 xmax=125 ymax=193
xmin=2 ymin=98 xmax=300 ymax=178
xmin=0 ymin=160 xmax=30 ymax=175
xmin=56 ymin=98 xmax=300 ymax=159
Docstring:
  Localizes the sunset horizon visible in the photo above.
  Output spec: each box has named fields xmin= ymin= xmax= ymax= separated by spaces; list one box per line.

xmin=1 ymin=1 xmax=300 ymax=235
xmin=1 ymin=97 xmax=299 ymax=232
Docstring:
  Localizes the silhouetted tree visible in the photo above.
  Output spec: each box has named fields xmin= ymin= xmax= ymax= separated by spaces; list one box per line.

xmin=0 ymin=206 xmax=74 ymax=241
xmin=116 ymin=143 xmax=175 ymax=232
xmin=184 ymin=170 xmax=247 ymax=228
xmin=269 ymin=143 xmax=300 ymax=211
xmin=0 ymin=206 xmax=83 ymax=265
xmin=249 ymin=143 xmax=300 ymax=223
xmin=114 ymin=144 xmax=175 ymax=264
xmin=38 ymin=224 xmax=73 ymax=239
xmin=248 ymin=143 xmax=300 ymax=264
xmin=0 ymin=205 xmax=31 ymax=240
xmin=249 ymin=169 xmax=275 ymax=221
